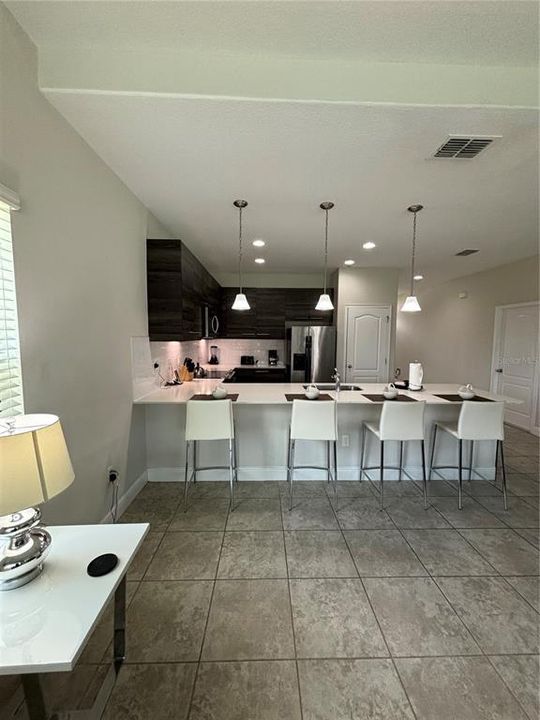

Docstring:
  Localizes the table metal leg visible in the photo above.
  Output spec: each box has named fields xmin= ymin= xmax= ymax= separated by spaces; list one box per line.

xmin=21 ymin=674 xmax=47 ymax=720
xmin=114 ymin=576 xmax=126 ymax=672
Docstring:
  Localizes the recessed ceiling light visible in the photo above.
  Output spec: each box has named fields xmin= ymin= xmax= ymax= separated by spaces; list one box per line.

xmin=344 ymin=259 xmax=355 ymax=266
xmin=252 ymin=239 xmax=265 ymax=247
xmin=254 ymin=258 xmax=265 ymax=264
xmin=362 ymin=241 xmax=376 ymax=250
xmin=414 ymin=274 xmax=424 ymax=281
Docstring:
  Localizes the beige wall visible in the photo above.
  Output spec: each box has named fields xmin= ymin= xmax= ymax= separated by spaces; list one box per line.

xmin=335 ymin=267 xmax=400 ymax=377
xmin=1 ymin=5 xmax=152 ymax=523
xmin=396 ymin=256 xmax=539 ymax=389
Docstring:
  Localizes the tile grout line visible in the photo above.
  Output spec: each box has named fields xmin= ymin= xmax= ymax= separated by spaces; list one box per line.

xmin=327 ymin=487 xmax=420 ymax=720
xmin=281 ymin=489 xmax=305 ymax=720
xmin=184 ymin=497 xmax=229 ymax=720
xmin=431 ymin=574 xmax=538 ymax=719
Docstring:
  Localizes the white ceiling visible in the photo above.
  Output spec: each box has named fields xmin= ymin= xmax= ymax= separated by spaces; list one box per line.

xmin=8 ymin=1 xmax=539 ymax=67
xmin=7 ymin=1 xmax=539 ymax=289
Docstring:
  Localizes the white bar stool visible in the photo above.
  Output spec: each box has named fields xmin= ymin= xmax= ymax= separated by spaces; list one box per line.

xmin=184 ymin=399 xmax=237 ymax=511
xmin=361 ymin=401 xmax=427 ymax=510
xmin=429 ymin=400 xmax=507 ymax=511
xmin=287 ymin=400 xmax=338 ymax=510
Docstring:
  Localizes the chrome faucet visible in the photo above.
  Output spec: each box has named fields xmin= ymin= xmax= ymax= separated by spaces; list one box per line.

xmin=332 ymin=368 xmax=341 ymax=393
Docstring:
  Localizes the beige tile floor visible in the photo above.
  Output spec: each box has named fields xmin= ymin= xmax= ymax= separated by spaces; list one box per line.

xmin=4 ymin=425 xmax=539 ymax=720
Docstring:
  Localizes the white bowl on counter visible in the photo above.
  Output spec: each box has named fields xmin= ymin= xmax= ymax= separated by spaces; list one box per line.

xmin=458 ymin=384 xmax=476 ymax=400
xmin=383 ymin=383 xmax=398 ymax=400
xmin=305 ymin=385 xmax=320 ymax=400
xmin=212 ymin=385 xmax=228 ymax=399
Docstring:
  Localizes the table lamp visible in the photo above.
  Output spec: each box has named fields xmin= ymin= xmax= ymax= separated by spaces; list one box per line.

xmin=0 ymin=414 xmax=74 ymax=591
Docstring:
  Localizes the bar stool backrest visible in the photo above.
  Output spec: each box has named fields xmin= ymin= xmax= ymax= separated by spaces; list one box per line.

xmin=457 ymin=401 xmax=505 ymax=440
xmin=379 ymin=401 xmax=426 ymax=441
xmin=290 ymin=400 xmax=337 ymax=441
xmin=185 ymin=399 xmax=234 ymax=441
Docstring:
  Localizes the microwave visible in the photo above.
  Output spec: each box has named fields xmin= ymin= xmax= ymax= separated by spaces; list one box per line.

xmin=202 ymin=305 xmax=220 ymax=338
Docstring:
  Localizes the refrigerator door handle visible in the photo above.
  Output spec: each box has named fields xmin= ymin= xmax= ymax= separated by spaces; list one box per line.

xmin=304 ymin=335 xmax=312 ymax=383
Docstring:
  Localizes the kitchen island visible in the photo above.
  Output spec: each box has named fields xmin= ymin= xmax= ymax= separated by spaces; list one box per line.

xmin=134 ymin=382 xmax=517 ymax=483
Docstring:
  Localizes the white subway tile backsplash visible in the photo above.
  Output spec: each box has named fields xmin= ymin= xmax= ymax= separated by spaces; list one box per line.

xmin=149 ymin=337 xmax=285 ymax=369
xmin=131 ymin=336 xmax=287 ymax=396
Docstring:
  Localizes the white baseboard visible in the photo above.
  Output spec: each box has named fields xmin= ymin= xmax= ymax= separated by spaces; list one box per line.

xmin=146 ymin=465 xmax=497 ymax=483
xmin=101 ymin=470 xmax=148 ymax=524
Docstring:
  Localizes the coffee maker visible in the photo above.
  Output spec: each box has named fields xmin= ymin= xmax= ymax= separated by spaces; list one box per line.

xmin=268 ymin=349 xmax=278 ymax=366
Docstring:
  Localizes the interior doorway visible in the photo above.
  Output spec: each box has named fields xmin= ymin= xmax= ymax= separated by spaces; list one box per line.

xmin=344 ymin=305 xmax=392 ymax=384
xmin=490 ymin=301 xmax=539 ymax=435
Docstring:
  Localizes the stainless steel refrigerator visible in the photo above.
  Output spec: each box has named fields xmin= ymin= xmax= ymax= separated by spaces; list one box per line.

xmin=287 ymin=326 xmax=336 ymax=383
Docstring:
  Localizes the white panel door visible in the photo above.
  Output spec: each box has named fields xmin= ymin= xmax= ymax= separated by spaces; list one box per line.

xmin=344 ymin=305 xmax=391 ymax=384
xmin=491 ymin=303 xmax=539 ymax=431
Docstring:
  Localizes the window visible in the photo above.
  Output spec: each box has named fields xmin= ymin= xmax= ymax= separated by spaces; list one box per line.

xmin=0 ymin=197 xmax=24 ymax=417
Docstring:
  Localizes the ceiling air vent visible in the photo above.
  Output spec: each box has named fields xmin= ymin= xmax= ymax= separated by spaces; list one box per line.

xmin=455 ymin=249 xmax=479 ymax=257
xmin=433 ymin=136 xmax=498 ymax=159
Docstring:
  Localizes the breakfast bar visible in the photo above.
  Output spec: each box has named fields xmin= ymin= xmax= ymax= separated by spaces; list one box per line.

xmin=134 ymin=382 xmax=517 ymax=483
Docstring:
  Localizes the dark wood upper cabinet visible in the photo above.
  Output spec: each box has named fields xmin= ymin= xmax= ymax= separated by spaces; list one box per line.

xmin=147 ymin=241 xmax=333 ymax=340
xmin=147 ymin=239 xmax=221 ymax=341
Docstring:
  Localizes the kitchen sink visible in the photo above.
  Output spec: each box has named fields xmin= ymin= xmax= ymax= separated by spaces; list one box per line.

xmin=303 ymin=384 xmax=362 ymax=391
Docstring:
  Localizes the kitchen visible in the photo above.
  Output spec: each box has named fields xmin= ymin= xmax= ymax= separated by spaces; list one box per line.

xmin=1 ymin=3 xmax=538 ymax=719
xmin=132 ymin=203 xmax=524 ymax=491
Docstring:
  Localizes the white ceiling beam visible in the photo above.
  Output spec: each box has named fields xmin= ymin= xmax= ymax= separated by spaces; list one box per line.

xmin=39 ymin=47 xmax=538 ymax=109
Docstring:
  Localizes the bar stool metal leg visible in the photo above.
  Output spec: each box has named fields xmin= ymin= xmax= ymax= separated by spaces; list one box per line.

xmin=380 ymin=440 xmax=385 ymax=510
xmin=184 ymin=440 xmax=191 ymax=511
xmin=421 ymin=440 xmax=428 ymax=509
xmin=333 ymin=439 xmax=339 ymax=508
xmin=458 ymin=439 xmax=463 ymax=510
xmin=429 ymin=424 xmax=438 ymax=480
xmin=233 ymin=438 xmax=239 ymax=484
xmin=468 ymin=441 xmax=474 ymax=482
xmin=289 ymin=440 xmax=296 ymax=511
xmin=498 ymin=440 xmax=508 ymax=510
xmin=399 ymin=441 xmax=403 ymax=481
xmin=193 ymin=440 xmax=197 ymax=483
xmin=228 ymin=439 xmax=235 ymax=511
xmin=326 ymin=441 xmax=331 ymax=484
xmin=359 ymin=424 xmax=366 ymax=481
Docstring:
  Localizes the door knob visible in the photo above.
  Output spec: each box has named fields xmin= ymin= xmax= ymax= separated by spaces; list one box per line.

xmin=495 ymin=368 xmax=503 ymax=373
xmin=347 ymin=364 xmax=352 ymax=369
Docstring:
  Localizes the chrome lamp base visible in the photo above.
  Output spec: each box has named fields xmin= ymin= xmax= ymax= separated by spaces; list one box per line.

xmin=0 ymin=507 xmax=51 ymax=591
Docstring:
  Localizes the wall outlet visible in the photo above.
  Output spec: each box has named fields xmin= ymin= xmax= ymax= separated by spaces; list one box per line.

xmin=341 ymin=434 xmax=350 ymax=448
xmin=107 ymin=466 xmax=119 ymax=483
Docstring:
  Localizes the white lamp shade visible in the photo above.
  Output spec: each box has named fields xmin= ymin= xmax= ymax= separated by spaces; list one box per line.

xmin=231 ymin=293 xmax=250 ymax=311
xmin=0 ymin=414 xmax=74 ymax=516
xmin=315 ymin=293 xmax=334 ymax=311
xmin=401 ymin=295 xmax=422 ymax=312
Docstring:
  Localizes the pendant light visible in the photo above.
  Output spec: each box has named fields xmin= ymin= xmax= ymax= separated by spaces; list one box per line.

xmin=315 ymin=201 xmax=335 ymax=311
xmin=401 ymin=204 xmax=423 ymax=313
xmin=231 ymin=199 xmax=250 ymax=311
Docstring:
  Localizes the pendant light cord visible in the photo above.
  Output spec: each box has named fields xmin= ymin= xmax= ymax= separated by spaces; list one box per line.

xmin=410 ymin=209 xmax=417 ymax=296
xmin=238 ymin=205 xmax=243 ymax=293
xmin=323 ymin=207 xmax=329 ymax=294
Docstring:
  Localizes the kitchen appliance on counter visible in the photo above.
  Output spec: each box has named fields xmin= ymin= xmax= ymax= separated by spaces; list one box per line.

xmin=287 ymin=326 xmax=336 ymax=383
xmin=268 ymin=349 xmax=278 ymax=366
xmin=409 ymin=362 xmax=424 ymax=391
xmin=208 ymin=345 xmax=220 ymax=365
xmin=240 ymin=355 xmax=255 ymax=365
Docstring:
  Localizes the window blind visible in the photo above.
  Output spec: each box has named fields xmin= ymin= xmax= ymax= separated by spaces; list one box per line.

xmin=0 ymin=201 xmax=24 ymax=417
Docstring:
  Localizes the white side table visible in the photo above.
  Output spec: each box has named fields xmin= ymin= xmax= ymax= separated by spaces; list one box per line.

xmin=0 ymin=523 xmax=149 ymax=719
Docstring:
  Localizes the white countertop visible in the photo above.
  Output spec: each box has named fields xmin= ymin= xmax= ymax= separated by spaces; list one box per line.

xmin=134 ymin=382 xmax=518 ymax=405
xmin=0 ymin=523 xmax=148 ymax=674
